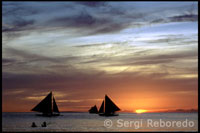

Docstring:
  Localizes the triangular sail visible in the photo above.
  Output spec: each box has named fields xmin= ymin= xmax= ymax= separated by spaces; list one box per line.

xmin=105 ymin=95 xmax=120 ymax=114
xmin=89 ymin=105 xmax=98 ymax=113
xmin=93 ymin=105 xmax=98 ymax=113
xmin=89 ymin=107 xmax=93 ymax=112
xmin=53 ymin=97 xmax=60 ymax=113
xmin=31 ymin=92 xmax=52 ymax=114
xmin=98 ymin=100 xmax=104 ymax=113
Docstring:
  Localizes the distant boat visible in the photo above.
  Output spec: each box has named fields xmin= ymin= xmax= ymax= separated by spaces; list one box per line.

xmin=31 ymin=91 xmax=60 ymax=116
xmin=88 ymin=105 xmax=98 ymax=114
xmin=99 ymin=95 xmax=120 ymax=116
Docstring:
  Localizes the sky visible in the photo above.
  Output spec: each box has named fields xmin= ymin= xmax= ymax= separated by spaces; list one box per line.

xmin=2 ymin=2 xmax=198 ymax=112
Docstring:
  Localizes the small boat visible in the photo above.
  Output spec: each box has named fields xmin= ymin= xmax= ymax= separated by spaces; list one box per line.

xmin=88 ymin=105 xmax=98 ymax=114
xmin=31 ymin=122 xmax=37 ymax=127
xmin=31 ymin=91 xmax=60 ymax=117
xmin=41 ymin=122 xmax=47 ymax=127
xmin=98 ymin=95 xmax=120 ymax=116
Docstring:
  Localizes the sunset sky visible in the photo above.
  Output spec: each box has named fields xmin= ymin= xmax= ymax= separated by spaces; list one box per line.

xmin=2 ymin=2 xmax=198 ymax=112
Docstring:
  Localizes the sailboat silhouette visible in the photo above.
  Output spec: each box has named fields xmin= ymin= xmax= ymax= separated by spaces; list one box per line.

xmin=31 ymin=91 xmax=60 ymax=116
xmin=99 ymin=95 xmax=120 ymax=116
xmin=88 ymin=105 xmax=98 ymax=114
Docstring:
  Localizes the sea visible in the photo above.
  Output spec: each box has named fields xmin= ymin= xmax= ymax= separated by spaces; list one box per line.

xmin=2 ymin=112 xmax=198 ymax=132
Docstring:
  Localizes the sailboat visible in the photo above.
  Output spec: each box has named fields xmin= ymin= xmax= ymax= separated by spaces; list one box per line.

xmin=88 ymin=105 xmax=98 ymax=114
xmin=31 ymin=91 xmax=60 ymax=116
xmin=98 ymin=95 xmax=120 ymax=116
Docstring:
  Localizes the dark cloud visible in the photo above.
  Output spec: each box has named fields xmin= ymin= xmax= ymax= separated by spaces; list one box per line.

xmin=2 ymin=2 xmax=39 ymax=33
xmin=2 ymin=2 xmax=198 ymax=38
xmin=4 ymin=47 xmax=60 ymax=63
xmin=151 ymin=14 xmax=198 ymax=24
xmin=169 ymin=14 xmax=198 ymax=22
xmin=2 ymin=67 xmax=197 ymax=95
xmin=128 ymin=59 xmax=174 ymax=66
xmin=74 ymin=43 xmax=106 ymax=48
xmin=2 ymin=58 xmax=17 ymax=64
xmin=2 ymin=4 xmax=37 ymax=41
xmin=144 ymin=35 xmax=197 ymax=46
xmin=3 ymin=47 xmax=81 ymax=72
xmin=2 ymin=2 xmax=141 ymax=36
xmin=51 ymin=11 xmax=98 ymax=28
xmin=78 ymin=2 xmax=107 ymax=7
xmin=2 ymin=58 xmax=18 ymax=66
xmin=3 ymin=4 xmax=39 ymax=16
xmin=48 ymin=10 xmax=130 ymax=35
xmin=2 ymin=19 xmax=35 ymax=32
xmin=150 ymin=18 xmax=166 ymax=24
xmin=121 ymin=50 xmax=197 ymax=66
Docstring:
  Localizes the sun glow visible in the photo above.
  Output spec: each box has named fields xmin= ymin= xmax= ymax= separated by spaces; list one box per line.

xmin=135 ymin=109 xmax=147 ymax=113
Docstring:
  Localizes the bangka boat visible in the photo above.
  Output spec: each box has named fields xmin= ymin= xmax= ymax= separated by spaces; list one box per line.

xmin=98 ymin=95 xmax=120 ymax=116
xmin=31 ymin=91 xmax=60 ymax=117
xmin=88 ymin=105 xmax=98 ymax=114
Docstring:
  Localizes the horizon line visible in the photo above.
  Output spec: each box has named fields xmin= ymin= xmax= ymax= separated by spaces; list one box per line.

xmin=3 ymin=110 xmax=198 ymax=113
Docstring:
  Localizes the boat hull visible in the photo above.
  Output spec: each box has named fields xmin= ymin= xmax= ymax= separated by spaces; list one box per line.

xmin=89 ymin=112 xmax=98 ymax=114
xmin=36 ymin=113 xmax=60 ymax=117
xmin=99 ymin=113 xmax=119 ymax=117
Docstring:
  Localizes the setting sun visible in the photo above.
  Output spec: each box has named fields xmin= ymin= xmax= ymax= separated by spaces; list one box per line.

xmin=135 ymin=109 xmax=147 ymax=114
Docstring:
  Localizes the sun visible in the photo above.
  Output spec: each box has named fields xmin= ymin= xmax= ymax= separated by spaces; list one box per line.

xmin=135 ymin=109 xmax=147 ymax=114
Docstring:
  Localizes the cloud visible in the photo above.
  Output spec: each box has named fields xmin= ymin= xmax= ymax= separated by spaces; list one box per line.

xmin=141 ymin=34 xmax=197 ymax=47
xmin=2 ymin=19 xmax=35 ymax=32
xmin=2 ymin=58 xmax=17 ymax=65
xmin=3 ymin=2 xmax=197 ymax=39
xmin=57 ymin=98 xmax=101 ymax=103
xmin=78 ymin=2 xmax=107 ymax=7
xmin=76 ymin=44 xmax=197 ymax=67
xmin=2 ymin=2 xmax=39 ymax=16
xmin=2 ymin=2 xmax=144 ymax=37
xmin=169 ymin=14 xmax=198 ymax=22
xmin=2 ymin=2 xmax=39 ymax=33
xmin=3 ymin=47 xmax=60 ymax=65
xmin=151 ymin=14 xmax=198 ymax=24
xmin=3 ymin=61 xmax=197 ymax=91
xmin=2 ymin=55 xmax=197 ymax=111
xmin=48 ymin=10 xmax=131 ymax=35
xmin=2 ymin=47 xmax=83 ymax=76
xmin=3 ymin=47 xmax=79 ymax=65
xmin=2 ymin=2 xmax=198 ymax=112
xmin=118 ymin=50 xmax=197 ymax=67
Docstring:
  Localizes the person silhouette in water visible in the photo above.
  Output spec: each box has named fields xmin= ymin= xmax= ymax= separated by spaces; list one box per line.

xmin=41 ymin=121 xmax=47 ymax=127
xmin=31 ymin=122 xmax=37 ymax=127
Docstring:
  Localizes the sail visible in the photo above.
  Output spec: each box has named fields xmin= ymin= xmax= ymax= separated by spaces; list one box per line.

xmin=105 ymin=95 xmax=120 ymax=114
xmin=98 ymin=100 xmax=104 ymax=113
xmin=53 ymin=97 xmax=60 ymax=113
xmin=89 ymin=105 xmax=98 ymax=113
xmin=93 ymin=105 xmax=98 ymax=113
xmin=31 ymin=92 xmax=52 ymax=114
xmin=89 ymin=107 xmax=93 ymax=112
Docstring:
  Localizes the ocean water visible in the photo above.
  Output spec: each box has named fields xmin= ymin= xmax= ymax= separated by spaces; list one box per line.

xmin=2 ymin=112 xmax=198 ymax=132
